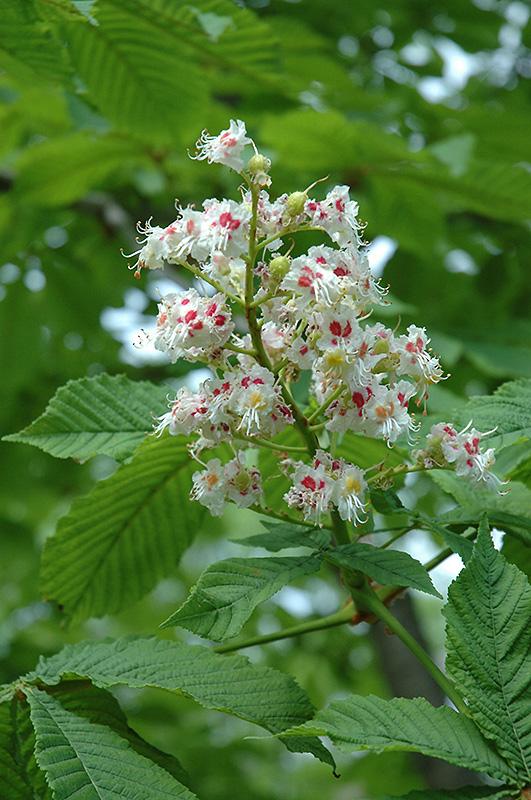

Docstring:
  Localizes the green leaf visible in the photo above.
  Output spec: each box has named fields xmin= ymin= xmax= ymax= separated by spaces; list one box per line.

xmin=501 ymin=535 xmax=531 ymax=579
xmin=326 ymin=543 xmax=441 ymax=598
xmin=282 ymin=695 xmax=515 ymax=781
xmin=0 ymin=699 xmax=53 ymax=800
xmin=418 ymin=515 xmax=475 ymax=563
xmin=62 ymin=1 xmax=206 ymax=141
xmin=26 ymin=636 xmax=334 ymax=767
xmin=433 ymin=472 xmax=531 ymax=546
xmin=40 ymin=434 xmax=204 ymax=622
xmin=457 ymin=379 xmax=531 ymax=439
xmin=52 ymin=684 xmax=190 ymax=785
xmin=384 ymin=788 xmax=515 ymax=800
xmin=13 ymin=132 xmax=148 ymax=206
xmin=161 ymin=554 xmax=322 ymax=640
xmin=27 ymin=688 xmax=198 ymax=799
xmin=444 ymin=519 xmax=531 ymax=783
xmin=370 ymin=489 xmax=405 ymax=515
xmin=234 ymin=521 xmax=331 ymax=552
xmin=337 ymin=431 xmax=405 ymax=469
xmin=4 ymin=374 xmax=169 ymax=461
xmin=0 ymin=700 xmax=32 ymax=800
xmin=398 ymin=159 xmax=531 ymax=223
xmin=0 ymin=0 xmax=71 ymax=84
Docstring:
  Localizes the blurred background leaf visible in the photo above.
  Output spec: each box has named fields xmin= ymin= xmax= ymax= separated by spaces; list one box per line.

xmin=1 ymin=0 xmax=530 ymax=796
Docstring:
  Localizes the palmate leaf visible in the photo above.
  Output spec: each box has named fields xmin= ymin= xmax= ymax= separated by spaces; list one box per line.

xmin=4 ymin=374 xmax=169 ymax=462
xmin=40 ymin=434 xmax=204 ymax=622
xmin=444 ymin=520 xmax=531 ymax=784
xmin=282 ymin=695 xmax=515 ymax=782
xmin=326 ymin=543 xmax=441 ymax=598
xmin=161 ymin=554 xmax=322 ymax=640
xmin=26 ymin=636 xmax=334 ymax=767
xmin=27 ymin=689 xmax=197 ymax=799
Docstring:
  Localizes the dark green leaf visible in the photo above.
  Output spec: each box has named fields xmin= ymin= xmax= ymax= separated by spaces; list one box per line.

xmin=444 ymin=519 xmax=531 ymax=783
xmin=234 ymin=521 xmax=331 ymax=552
xmin=4 ymin=374 xmax=169 ymax=461
xmin=282 ymin=695 xmax=515 ymax=781
xmin=40 ymin=435 xmax=204 ymax=622
xmin=327 ymin=543 xmax=441 ymax=598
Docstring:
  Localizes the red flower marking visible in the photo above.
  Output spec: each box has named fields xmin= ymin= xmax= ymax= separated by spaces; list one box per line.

xmin=219 ymin=212 xmax=241 ymax=231
xmin=301 ymin=475 xmax=316 ymax=491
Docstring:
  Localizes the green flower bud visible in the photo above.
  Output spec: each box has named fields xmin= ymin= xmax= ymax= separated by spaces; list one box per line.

xmin=286 ymin=191 xmax=307 ymax=217
xmin=372 ymin=339 xmax=390 ymax=355
xmin=269 ymin=255 xmax=290 ymax=280
xmin=247 ymin=153 xmax=270 ymax=175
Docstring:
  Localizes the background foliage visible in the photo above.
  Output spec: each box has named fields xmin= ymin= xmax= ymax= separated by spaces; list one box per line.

xmin=1 ymin=0 xmax=530 ymax=797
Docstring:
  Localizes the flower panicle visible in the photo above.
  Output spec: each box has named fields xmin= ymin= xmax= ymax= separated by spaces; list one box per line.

xmin=124 ymin=121 xmax=504 ymax=519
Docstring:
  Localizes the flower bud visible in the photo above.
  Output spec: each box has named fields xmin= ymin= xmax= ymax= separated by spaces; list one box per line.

xmin=372 ymin=339 xmax=390 ymax=355
xmin=286 ymin=191 xmax=307 ymax=217
xmin=269 ymin=255 xmax=290 ymax=281
xmin=247 ymin=153 xmax=270 ymax=175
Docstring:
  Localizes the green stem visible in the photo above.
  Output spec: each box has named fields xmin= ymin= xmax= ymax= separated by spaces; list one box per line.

xmin=306 ymin=385 xmax=346 ymax=423
xmin=214 ymin=604 xmax=354 ymax=653
xmin=234 ymin=435 xmax=306 ymax=454
xmin=256 ymin=224 xmax=326 ymax=254
xmin=216 ymin=532 xmax=478 ymax=655
xmin=380 ymin=527 xmax=413 ymax=549
xmin=178 ymin=260 xmax=242 ymax=306
xmin=224 ymin=343 xmax=257 ymax=358
xmin=355 ymin=587 xmax=469 ymax=715
xmin=248 ymin=503 xmax=332 ymax=530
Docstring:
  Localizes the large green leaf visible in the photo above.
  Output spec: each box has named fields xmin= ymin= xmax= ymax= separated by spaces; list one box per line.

xmin=56 ymin=684 xmax=190 ymax=786
xmin=27 ymin=688 xmax=197 ymax=799
xmin=444 ymin=520 xmax=531 ymax=784
xmin=397 ymin=159 xmax=531 ymax=223
xmin=0 ymin=0 xmax=70 ymax=84
xmin=5 ymin=374 xmax=169 ymax=461
xmin=282 ymin=695 xmax=515 ymax=782
xmin=326 ymin=543 xmax=441 ymax=598
xmin=62 ymin=1 xmax=205 ymax=141
xmin=13 ymin=132 xmax=148 ymax=206
xmin=61 ymin=0 xmax=278 ymax=141
xmin=40 ymin=434 xmax=204 ymax=622
xmin=25 ymin=636 xmax=334 ymax=767
xmin=161 ymin=554 xmax=322 ymax=640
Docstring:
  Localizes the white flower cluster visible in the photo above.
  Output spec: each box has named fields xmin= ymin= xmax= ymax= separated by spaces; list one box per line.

xmin=191 ymin=451 xmax=262 ymax=517
xmin=284 ymin=450 xmax=367 ymax=526
xmin=127 ymin=120 xmax=500 ymax=520
xmin=155 ymin=364 xmax=293 ymax=450
xmin=417 ymin=422 xmax=501 ymax=490
xmin=152 ymin=289 xmax=234 ymax=363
